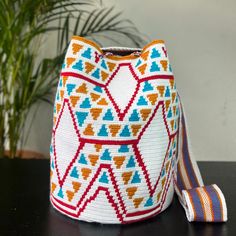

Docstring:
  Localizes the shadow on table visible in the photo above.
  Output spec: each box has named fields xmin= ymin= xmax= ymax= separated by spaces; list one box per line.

xmin=43 ymin=197 xmax=228 ymax=236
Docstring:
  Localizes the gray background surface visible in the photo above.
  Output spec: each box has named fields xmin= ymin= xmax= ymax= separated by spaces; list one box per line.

xmin=24 ymin=0 xmax=236 ymax=161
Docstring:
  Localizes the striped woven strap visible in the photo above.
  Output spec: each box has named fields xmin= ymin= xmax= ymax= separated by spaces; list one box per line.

xmin=175 ymin=98 xmax=227 ymax=222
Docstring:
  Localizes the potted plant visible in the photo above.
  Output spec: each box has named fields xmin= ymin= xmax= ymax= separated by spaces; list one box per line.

xmin=0 ymin=0 xmax=146 ymax=158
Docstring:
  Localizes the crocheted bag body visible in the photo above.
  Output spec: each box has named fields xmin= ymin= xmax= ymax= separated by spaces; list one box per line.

xmin=49 ymin=36 xmax=227 ymax=224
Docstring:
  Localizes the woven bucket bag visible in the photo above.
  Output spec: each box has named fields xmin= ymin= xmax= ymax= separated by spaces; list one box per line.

xmin=49 ymin=36 xmax=227 ymax=224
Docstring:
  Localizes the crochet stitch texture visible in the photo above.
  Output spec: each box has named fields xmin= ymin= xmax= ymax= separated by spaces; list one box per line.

xmin=49 ymin=36 xmax=227 ymax=224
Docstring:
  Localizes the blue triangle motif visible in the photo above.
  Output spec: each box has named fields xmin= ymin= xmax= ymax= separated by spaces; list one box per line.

xmin=101 ymin=59 xmax=107 ymax=70
xmin=99 ymin=172 xmax=109 ymax=183
xmin=50 ymin=144 xmax=53 ymax=154
xmin=59 ymin=78 xmax=63 ymax=87
xmin=165 ymin=87 xmax=170 ymax=97
xmin=135 ymin=59 xmax=142 ymax=67
xmin=58 ymin=188 xmax=64 ymax=198
xmin=175 ymin=94 xmax=178 ymax=102
xmin=101 ymin=149 xmax=112 ymax=160
xmin=56 ymin=92 xmax=60 ymax=100
xmin=143 ymin=81 xmax=154 ymax=92
xmin=75 ymin=111 xmax=88 ymax=126
xmin=151 ymin=48 xmax=161 ymax=58
xmin=129 ymin=109 xmax=140 ymax=121
xmin=66 ymin=84 xmax=76 ymax=95
xmin=169 ymin=149 xmax=172 ymax=158
xmin=169 ymin=64 xmax=172 ymax=72
xmin=51 ymin=160 xmax=54 ymax=170
xmin=173 ymin=141 xmax=176 ymax=149
xmin=91 ymin=68 xmax=100 ymax=79
xmin=167 ymin=108 xmax=172 ymax=118
xmin=137 ymin=96 xmax=148 ymax=106
xmin=80 ymin=97 xmax=91 ymax=108
xmin=161 ymin=168 xmax=165 ymax=177
xmin=126 ymin=156 xmax=135 ymax=168
xmin=79 ymin=153 xmax=87 ymax=164
xmin=131 ymin=171 xmax=141 ymax=183
xmin=98 ymin=124 xmax=108 ymax=136
xmin=70 ymin=167 xmax=79 ymax=178
xmin=94 ymin=85 xmax=103 ymax=93
xmin=72 ymin=60 xmax=83 ymax=71
xmin=103 ymin=109 xmax=114 ymax=120
xmin=144 ymin=197 xmax=153 ymax=207
xmin=81 ymin=48 xmax=92 ymax=59
xmin=118 ymin=145 xmax=129 ymax=153
xmin=150 ymin=61 xmax=160 ymax=72
xmin=120 ymin=125 xmax=131 ymax=137
xmin=62 ymin=63 xmax=66 ymax=69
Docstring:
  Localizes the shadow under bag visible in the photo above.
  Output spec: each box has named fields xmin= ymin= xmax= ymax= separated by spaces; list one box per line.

xmin=49 ymin=36 xmax=227 ymax=224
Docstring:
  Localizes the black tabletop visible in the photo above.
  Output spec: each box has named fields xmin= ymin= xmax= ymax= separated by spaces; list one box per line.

xmin=0 ymin=159 xmax=235 ymax=236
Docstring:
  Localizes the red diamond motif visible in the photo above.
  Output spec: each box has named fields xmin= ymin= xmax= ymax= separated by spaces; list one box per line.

xmin=105 ymin=63 xmax=140 ymax=120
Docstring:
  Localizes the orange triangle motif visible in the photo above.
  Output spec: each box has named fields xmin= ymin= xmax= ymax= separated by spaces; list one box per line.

xmin=133 ymin=197 xmax=144 ymax=208
xmin=70 ymin=96 xmax=80 ymax=107
xmin=53 ymin=116 xmax=56 ymax=125
xmin=126 ymin=187 xmax=137 ymax=199
xmin=157 ymin=191 xmax=162 ymax=202
xmin=101 ymin=71 xmax=108 ymax=81
xmin=156 ymin=86 xmax=165 ymax=96
xmin=90 ymin=92 xmax=100 ymax=101
xmin=76 ymin=83 xmax=88 ymax=94
xmin=107 ymin=62 xmax=116 ymax=72
xmin=165 ymin=100 xmax=171 ymax=111
xmin=66 ymin=190 xmax=74 ymax=202
xmin=169 ymin=79 xmax=174 ymax=89
xmin=51 ymin=182 xmax=56 ymax=193
xmin=101 ymin=71 xmax=109 ymax=81
xmin=113 ymin=156 xmax=125 ymax=169
xmin=147 ymin=93 xmax=158 ymax=105
xmin=60 ymin=90 xmax=64 ymax=100
xmin=72 ymin=181 xmax=81 ymax=193
xmin=97 ymin=98 xmax=108 ymax=105
xmin=88 ymin=154 xmax=99 ymax=166
xmin=108 ymin=124 xmax=121 ymax=137
xmin=94 ymin=144 xmax=102 ymax=152
xmin=72 ymin=43 xmax=83 ymax=54
xmin=56 ymin=103 xmax=61 ymax=113
xmin=172 ymin=92 xmax=176 ymax=103
xmin=62 ymin=76 xmax=68 ymax=86
xmin=160 ymin=60 xmax=168 ymax=71
xmin=90 ymin=108 xmax=102 ymax=120
xmin=162 ymin=177 xmax=166 ymax=188
xmin=85 ymin=62 xmax=95 ymax=74
xmin=131 ymin=125 xmax=141 ymax=136
xmin=173 ymin=105 xmax=176 ymax=116
xmin=170 ymin=120 xmax=174 ymax=130
xmin=137 ymin=63 xmax=147 ymax=75
xmin=141 ymin=50 xmax=149 ymax=61
xmin=165 ymin=161 xmax=170 ymax=172
xmin=66 ymin=57 xmax=75 ymax=67
xmin=140 ymin=109 xmax=151 ymax=121
xmin=122 ymin=171 xmax=133 ymax=185
xmin=81 ymin=168 xmax=91 ymax=180
xmin=83 ymin=123 xmax=95 ymax=136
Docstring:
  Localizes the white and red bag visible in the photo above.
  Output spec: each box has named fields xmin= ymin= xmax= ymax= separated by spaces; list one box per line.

xmin=49 ymin=36 xmax=227 ymax=224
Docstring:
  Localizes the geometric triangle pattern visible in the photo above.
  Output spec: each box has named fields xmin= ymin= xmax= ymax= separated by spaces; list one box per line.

xmin=50 ymin=36 xmax=180 ymax=224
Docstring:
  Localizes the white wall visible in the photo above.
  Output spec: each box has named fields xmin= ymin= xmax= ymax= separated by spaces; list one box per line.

xmin=24 ymin=0 xmax=236 ymax=161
